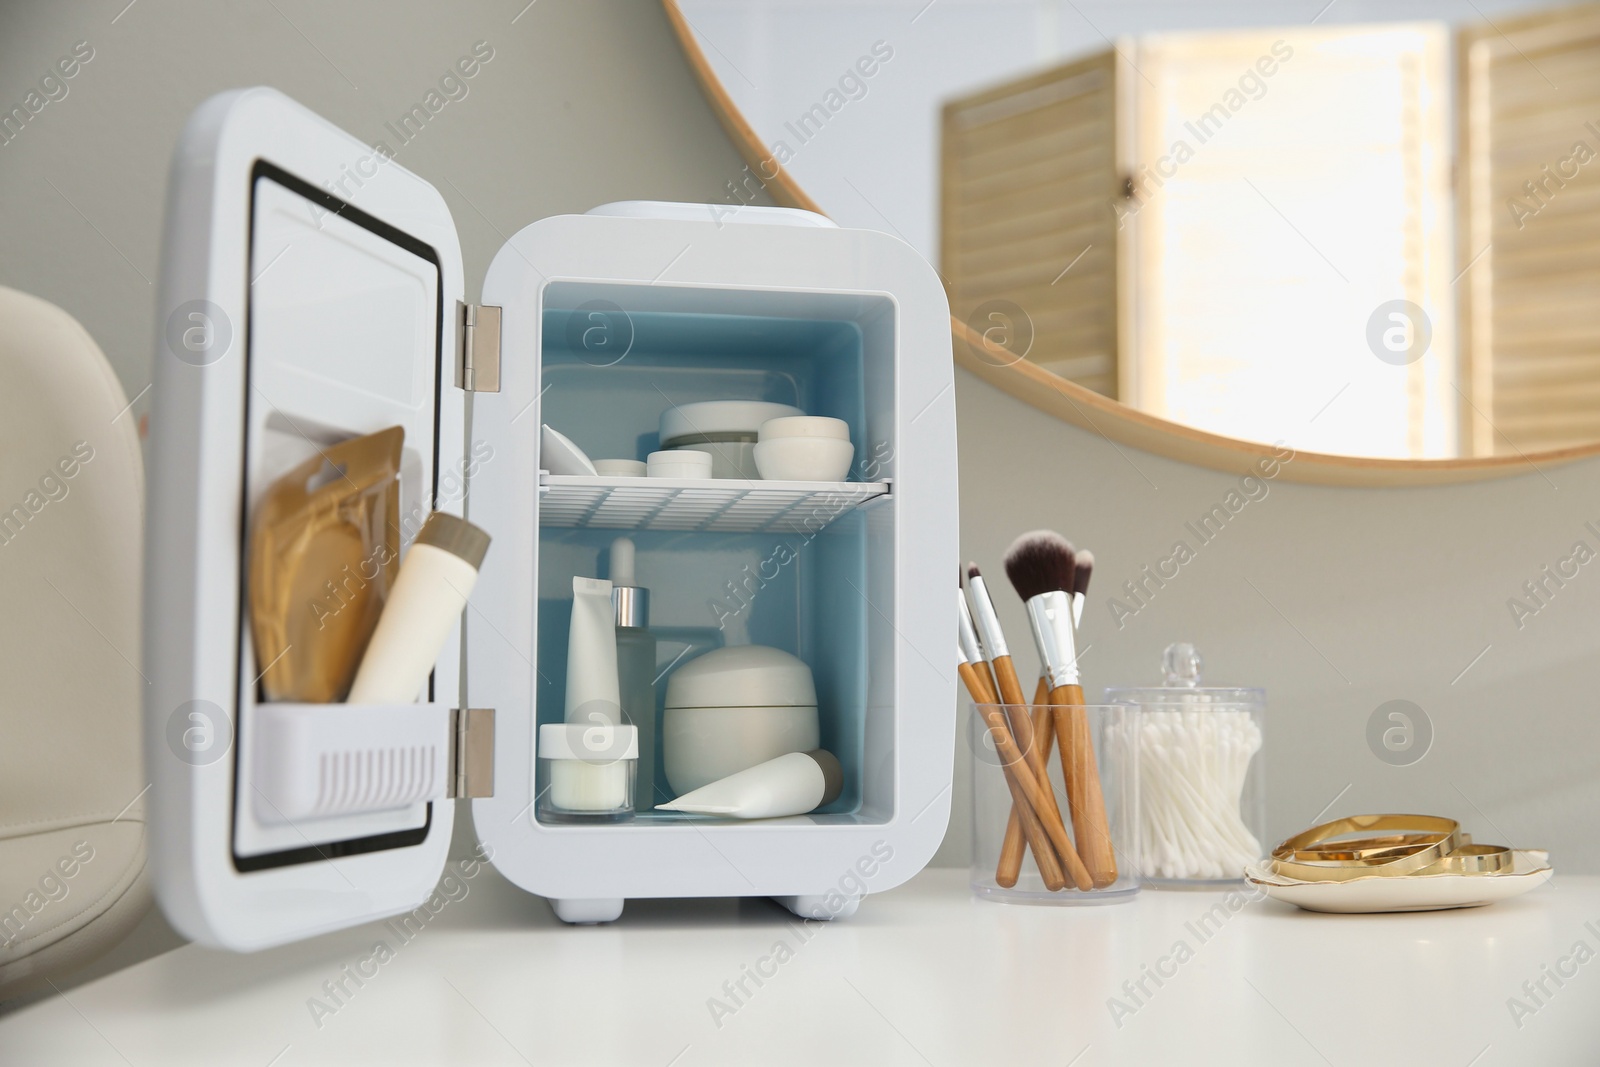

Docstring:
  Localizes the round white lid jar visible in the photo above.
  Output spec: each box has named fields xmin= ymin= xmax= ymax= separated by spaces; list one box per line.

xmin=662 ymin=645 xmax=820 ymax=795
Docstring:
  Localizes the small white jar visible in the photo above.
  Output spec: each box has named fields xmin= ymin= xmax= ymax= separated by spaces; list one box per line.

xmin=538 ymin=723 xmax=638 ymax=822
xmin=753 ymin=417 xmax=854 ymax=482
xmin=647 ymin=449 xmax=713 ymax=479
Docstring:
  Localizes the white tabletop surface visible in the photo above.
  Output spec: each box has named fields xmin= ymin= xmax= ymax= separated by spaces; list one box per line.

xmin=0 ymin=866 xmax=1594 ymax=1066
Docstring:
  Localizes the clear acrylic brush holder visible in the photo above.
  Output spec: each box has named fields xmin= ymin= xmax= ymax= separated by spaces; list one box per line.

xmin=968 ymin=702 xmax=1140 ymax=905
xmin=1104 ymin=643 xmax=1266 ymax=888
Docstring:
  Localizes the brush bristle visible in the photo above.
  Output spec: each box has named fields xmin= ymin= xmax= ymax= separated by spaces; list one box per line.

xmin=1073 ymin=550 xmax=1094 ymax=597
xmin=966 ymin=561 xmax=982 ymax=581
xmin=1003 ymin=530 xmax=1075 ymax=602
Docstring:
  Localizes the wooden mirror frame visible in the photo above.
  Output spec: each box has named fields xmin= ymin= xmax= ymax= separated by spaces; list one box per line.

xmin=662 ymin=0 xmax=1600 ymax=486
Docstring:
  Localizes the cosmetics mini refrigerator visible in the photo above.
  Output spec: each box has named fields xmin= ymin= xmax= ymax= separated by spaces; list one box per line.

xmin=143 ymin=88 xmax=957 ymax=949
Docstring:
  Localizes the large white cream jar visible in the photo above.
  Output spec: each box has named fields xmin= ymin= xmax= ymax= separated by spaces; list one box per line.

xmin=662 ymin=645 xmax=819 ymax=795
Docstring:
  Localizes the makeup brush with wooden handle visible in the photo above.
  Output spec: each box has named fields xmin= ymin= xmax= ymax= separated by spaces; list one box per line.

xmin=953 ymin=598 xmax=1068 ymax=889
xmin=966 ymin=564 xmax=1093 ymax=891
xmin=1005 ymin=532 xmax=1118 ymax=888
xmin=998 ymin=551 xmax=1093 ymax=885
xmin=994 ymin=673 xmax=1053 ymax=888
xmin=958 ymin=574 xmax=1000 ymax=705
xmin=957 ymin=590 xmax=1066 ymax=890
xmin=957 ymin=585 xmax=999 ymax=706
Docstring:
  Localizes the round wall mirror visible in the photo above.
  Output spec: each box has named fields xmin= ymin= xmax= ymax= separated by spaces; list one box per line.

xmin=666 ymin=0 xmax=1600 ymax=483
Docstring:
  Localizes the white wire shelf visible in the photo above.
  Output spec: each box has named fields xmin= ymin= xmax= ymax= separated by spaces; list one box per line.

xmin=539 ymin=474 xmax=890 ymax=533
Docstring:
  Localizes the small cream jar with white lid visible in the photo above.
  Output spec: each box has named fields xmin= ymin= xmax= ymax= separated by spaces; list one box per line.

xmin=662 ymin=645 xmax=820 ymax=795
xmin=753 ymin=416 xmax=854 ymax=482
xmin=538 ymin=722 xmax=638 ymax=822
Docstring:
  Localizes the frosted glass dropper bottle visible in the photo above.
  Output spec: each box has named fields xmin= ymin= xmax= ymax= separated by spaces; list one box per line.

xmin=610 ymin=537 xmax=659 ymax=810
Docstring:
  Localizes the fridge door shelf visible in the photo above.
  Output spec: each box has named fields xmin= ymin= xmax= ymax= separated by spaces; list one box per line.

xmin=250 ymin=702 xmax=449 ymax=824
xmin=537 ymin=473 xmax=891 ymax=533
xmin=248 ymin=703 xmax=494 ymax=826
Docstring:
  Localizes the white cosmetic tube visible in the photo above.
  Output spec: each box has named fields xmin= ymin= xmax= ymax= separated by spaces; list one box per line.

xmin=347 ymin=512 xmax=490 ymax=704
xmin=566 ymin=576 xmax=622 ymax=727
xmin=655 ymin=749 xmax=842 ymax=819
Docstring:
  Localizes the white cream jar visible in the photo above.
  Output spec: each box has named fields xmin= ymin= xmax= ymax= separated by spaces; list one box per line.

xmin=662 ymin=645 xmax=820 ymax=795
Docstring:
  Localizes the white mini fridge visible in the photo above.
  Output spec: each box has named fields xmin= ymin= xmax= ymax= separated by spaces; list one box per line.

xmin=143 ymin=87 xmax=957 ymax=950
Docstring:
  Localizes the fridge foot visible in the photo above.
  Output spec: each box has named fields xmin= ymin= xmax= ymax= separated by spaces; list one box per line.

xmin=773 ymin=893 xmax=860 ymax=920
xmin=549 ymin=897 xmax=625 ymax=924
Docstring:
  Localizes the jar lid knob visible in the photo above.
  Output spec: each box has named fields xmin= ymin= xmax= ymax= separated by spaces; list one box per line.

xmin=1162 ymin=642 xmax=1203 ymax=687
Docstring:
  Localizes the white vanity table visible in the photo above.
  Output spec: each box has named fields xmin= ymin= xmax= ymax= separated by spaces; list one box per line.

xmin=1 ymin=868 xmax=1593 ymax=1065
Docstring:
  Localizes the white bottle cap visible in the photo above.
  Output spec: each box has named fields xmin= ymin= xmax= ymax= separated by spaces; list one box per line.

xmin=414 ymin=511 xmax=490 ymax=570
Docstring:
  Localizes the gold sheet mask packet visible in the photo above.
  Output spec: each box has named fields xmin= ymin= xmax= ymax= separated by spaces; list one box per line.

xmin=248 ymin=426 xmax=403 ymax=703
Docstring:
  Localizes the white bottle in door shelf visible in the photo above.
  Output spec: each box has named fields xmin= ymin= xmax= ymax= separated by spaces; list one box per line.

xmin=347 ymin=512 xmax=490 ymax=704
xmin=609 ymin=538 xmax=659 ymax=810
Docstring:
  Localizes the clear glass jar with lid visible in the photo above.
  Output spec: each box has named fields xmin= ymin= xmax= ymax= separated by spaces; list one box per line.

xmin=1104 ymin=643 xmax=1265 ymax=887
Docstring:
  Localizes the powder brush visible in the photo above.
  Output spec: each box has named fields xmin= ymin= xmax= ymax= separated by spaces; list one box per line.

xmin=1005 ymin=531 xmax=1117 ymax=888
xmin=997 ymin=547 xmax=1089 ymax=885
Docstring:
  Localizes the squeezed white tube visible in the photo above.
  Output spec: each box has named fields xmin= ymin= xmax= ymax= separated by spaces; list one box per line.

xmin=655 ymin=750 xmax=842 ymax=819
xmin=347 ymin=512 xmax=489 ymax=704
xmin=566 ymin=576 xmax=622 ymax=727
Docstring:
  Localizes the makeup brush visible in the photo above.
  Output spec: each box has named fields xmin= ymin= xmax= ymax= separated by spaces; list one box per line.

xmin=959 ymin=572 xmax=1000 ymax=702
xmin=956 ymin=587 xmax=997 ymax=705
xmin=965 ymin=564 xmax=1038 ymax=750
xmin=957 ymin=594 xmax=1065 ymax=890
xmin=1072 ymin=549 xmax=1093 ymax=629
xmin=966 ymin=564 xmax=1093 ymax=891
xmin=995 ymin=672 xmax=1054 ymax=888
xmin=998 ymin=548 xmax=1097 ymax=884
xmin=1005 ymin=531 xmax=1117 ymax=888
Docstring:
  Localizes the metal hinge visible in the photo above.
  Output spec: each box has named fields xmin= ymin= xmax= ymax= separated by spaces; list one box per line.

xmin=458 ymin=303 xmax=502 ymax=393
xmin=447 ymin=707 xmax=495 ymax=798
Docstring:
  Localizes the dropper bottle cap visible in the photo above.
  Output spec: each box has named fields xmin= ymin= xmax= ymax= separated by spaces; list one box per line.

xmin=610 ymin=536 xmax=649 ymax=628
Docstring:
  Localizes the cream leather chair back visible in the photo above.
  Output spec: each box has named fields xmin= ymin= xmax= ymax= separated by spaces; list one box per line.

xmin=0 ymin=286 xmax=149 ymax=999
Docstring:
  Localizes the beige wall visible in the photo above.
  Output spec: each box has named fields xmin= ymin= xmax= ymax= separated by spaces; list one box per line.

xmin=0 ymin=0 xmax=760 ymax=402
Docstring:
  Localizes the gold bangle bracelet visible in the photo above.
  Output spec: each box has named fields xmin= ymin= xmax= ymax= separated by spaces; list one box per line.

xmin=1270 ymin=815 xmax=1463 ymax=882
xmin=1415 ymin=844 xmax=1513 ymax=875
xmin=1287 ymin=832 xmax=1473 ymax=862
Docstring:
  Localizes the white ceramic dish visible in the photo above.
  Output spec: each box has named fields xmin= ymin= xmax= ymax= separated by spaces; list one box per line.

xmin=592 ymin=458 xmax=647 ymax=477
xmin=754 ymin=437 xmax=855 ymax=481
xmin=759 ymin=416 xmax=850 ymax=441
xmin=541 ymin=424 xmax=597 ymax=476
xmin=1244 ymin=850 xmax=1553 ymax=913
xmin=647 ymin=449 xmax=713 ymax=479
